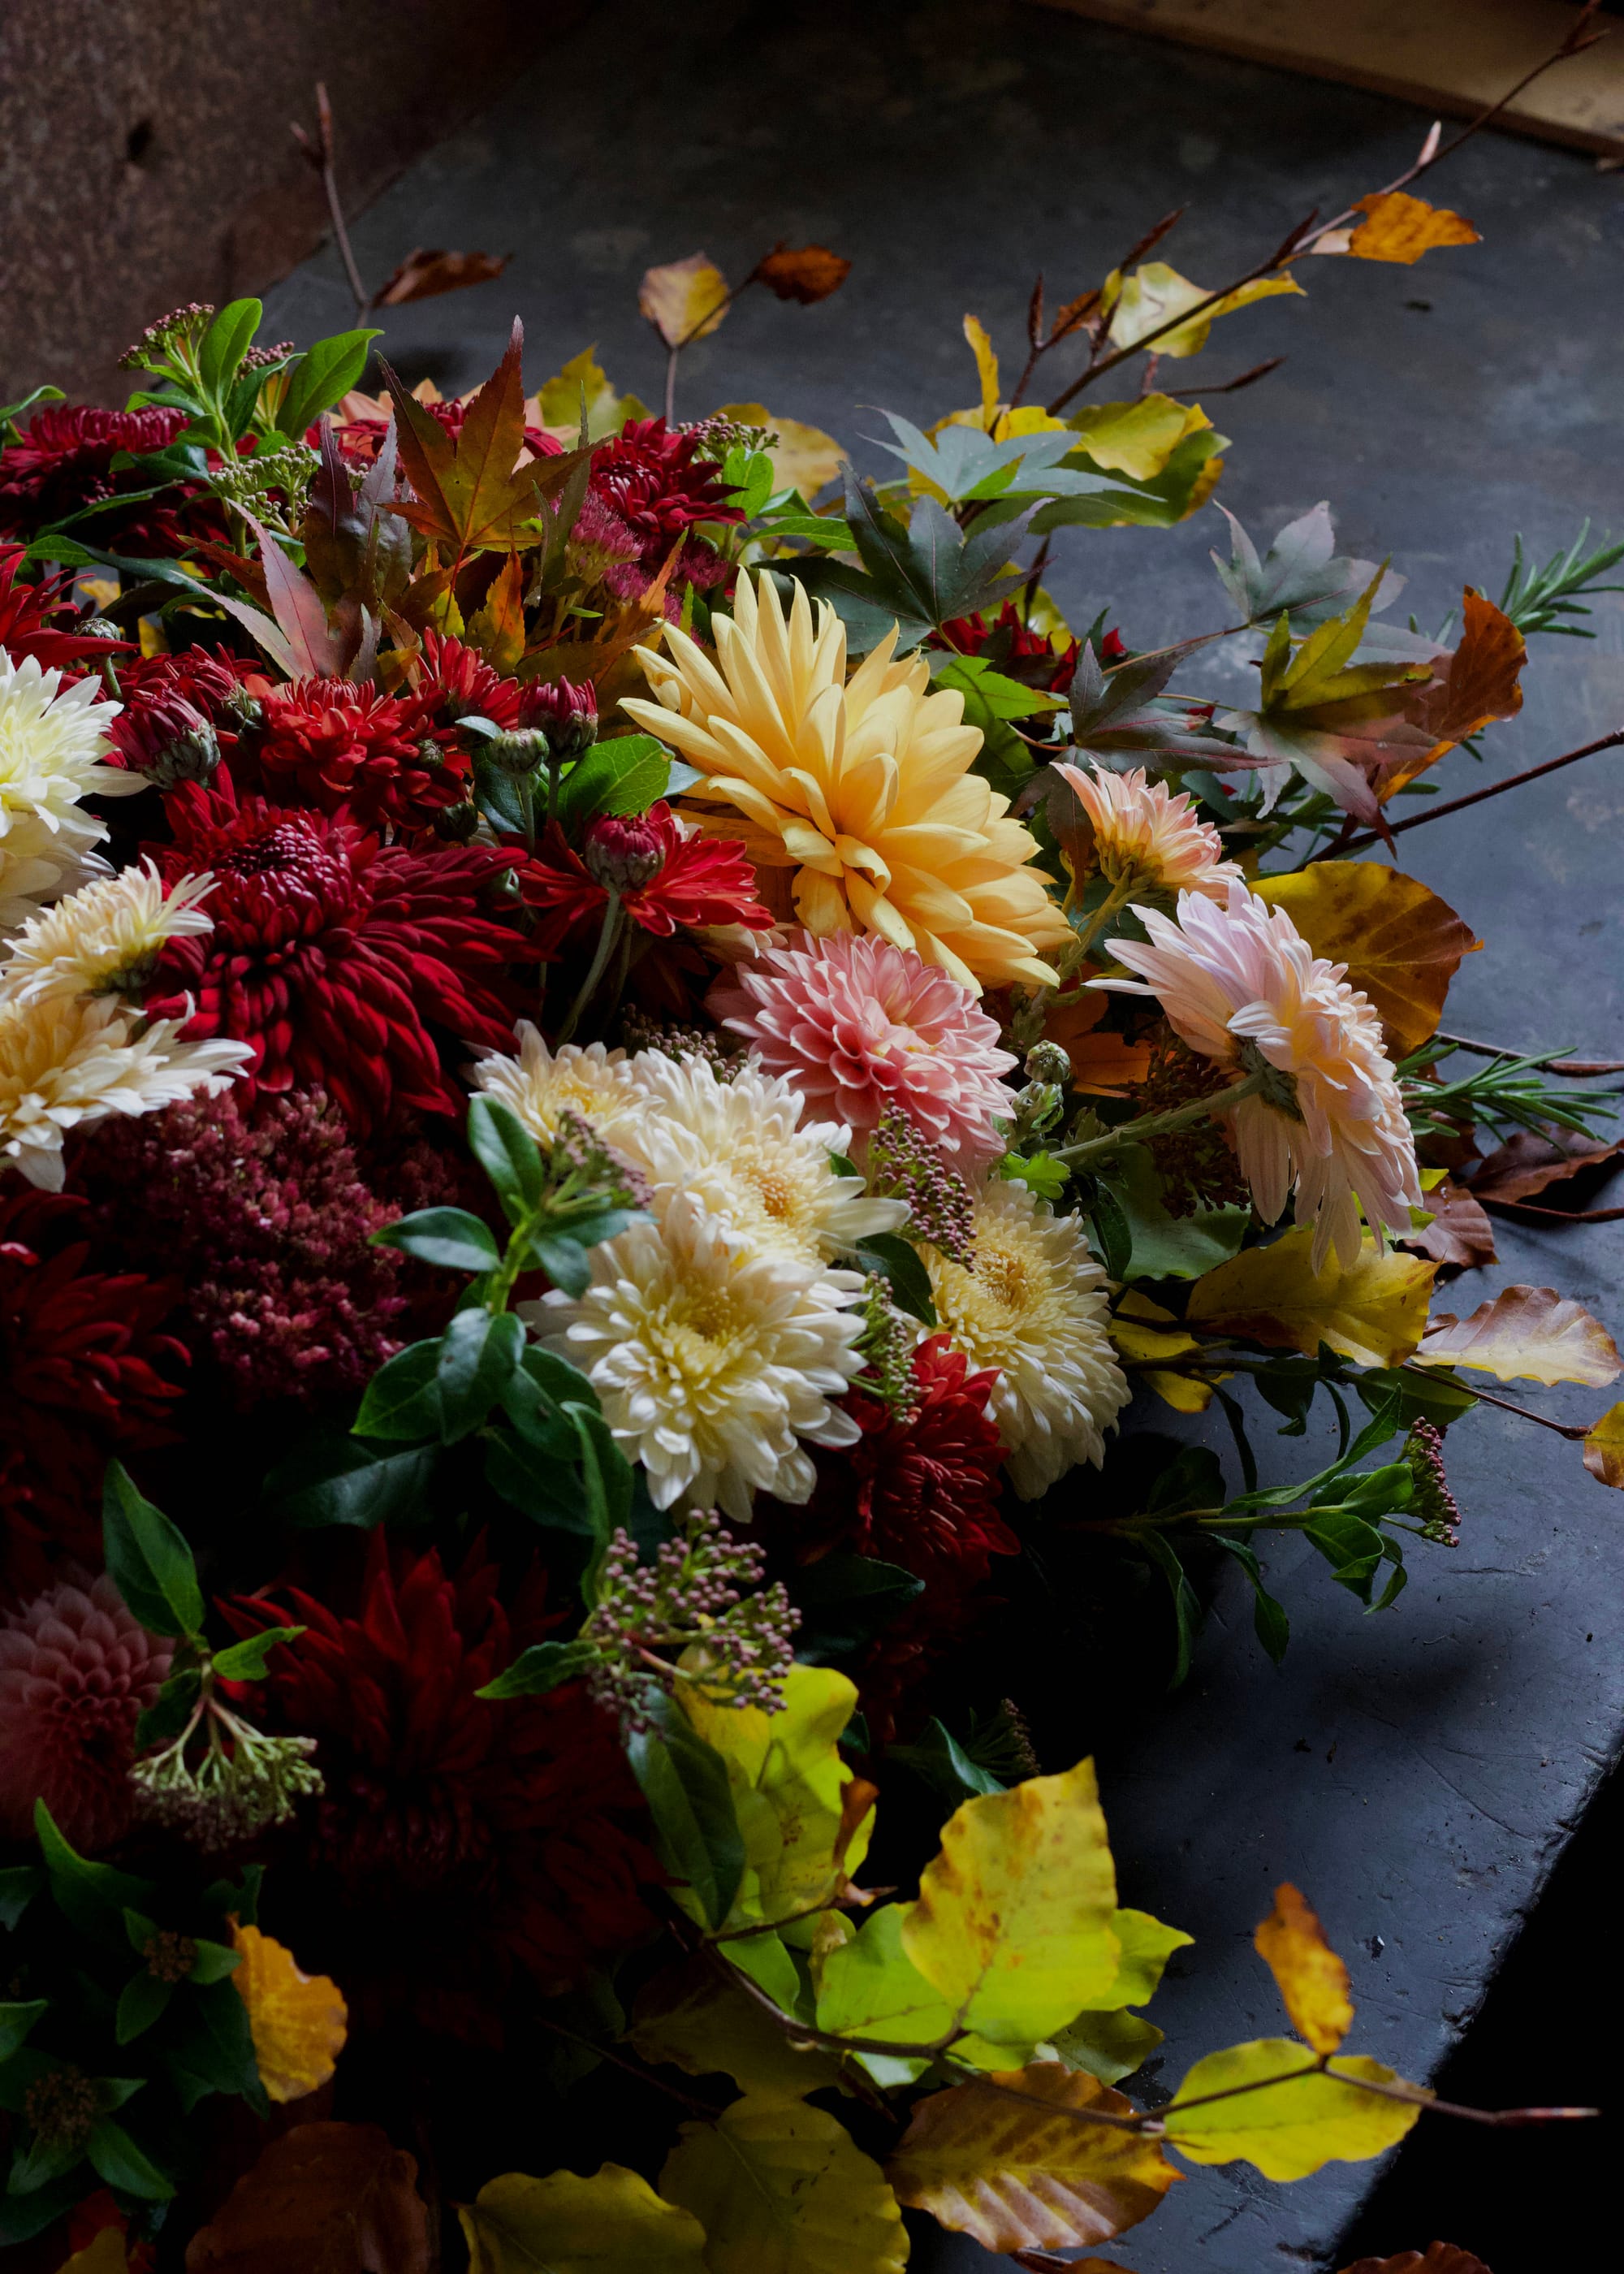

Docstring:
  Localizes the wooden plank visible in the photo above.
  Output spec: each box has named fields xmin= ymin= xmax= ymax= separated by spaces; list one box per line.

xmin=1029 ymin=0 xmax=1624 ymax=154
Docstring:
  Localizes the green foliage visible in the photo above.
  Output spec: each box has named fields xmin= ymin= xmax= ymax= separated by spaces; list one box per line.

xmin=1399 ymin=1038 xmax=1621 ymax=1144
xmin=1493 ymin=519 xmax=1624 ymax=641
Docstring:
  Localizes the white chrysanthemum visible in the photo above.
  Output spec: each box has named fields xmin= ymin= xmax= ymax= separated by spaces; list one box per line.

xmin=619 ymin=1050 xmax=908 ymax=1265
xmin=926 ymin=1176 xmax=1129 ymax=1500
xmin=0 ymin=862 xmax=216 ymax=1005
xmin=0 ymin=992 xmax=253 ymax=1191
xmin=530 ymin=1191 xmax=865 ymax=1521
xmin=1097 ymin=880 xmax=1420 ymax=1271
xmin=0 ymin=652 xmax=145 ymax=925
xmin=469 ymin=1021 xmax=650 ymax=1146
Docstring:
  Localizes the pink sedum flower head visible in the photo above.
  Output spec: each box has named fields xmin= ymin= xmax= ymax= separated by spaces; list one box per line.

xmin=1053 ymin=760 xmax=1245 ymax=900
xmin=0 ymin=1571 xmax=172 ymax=1851
xmin=707 ymin=931 xmax=1017 ymax=1168
xmin=1099 ymin=878 xmax=1421 ymax=1271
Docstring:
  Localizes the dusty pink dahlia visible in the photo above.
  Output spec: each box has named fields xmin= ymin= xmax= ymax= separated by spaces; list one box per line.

xmin=0 ymin=1574 xmax=171 ymax=1851
xmin=708 ymin=932 xmax=1017 ymax=1167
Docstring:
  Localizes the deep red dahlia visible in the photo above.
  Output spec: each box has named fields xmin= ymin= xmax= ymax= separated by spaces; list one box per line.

xmin=935 ymin=600 xmax=1097 ymax=693
xmin=223 ymin=1533 xmax=660 ymax=2037
xmin=0 ymin=404 xmax=214 ymax=555
xmin=519 ymin=803 xmax=773 ymax=952
xmin=413 ymin=629 xmax=523 ymax=734
xmin=587 ymin=417 xmax=741 ymax=591
xmin=245 ymin=675 xmax=468 ymax=828
xmin=105 ymin=644 xmax=259 ymax=778
xmin=145 ymin=769 xmax=530 ymax=1132
xmin=0 ymin=547 xmax=128 ymax=672
xmin=0 ymin=1187 xmax=186 ymax=1587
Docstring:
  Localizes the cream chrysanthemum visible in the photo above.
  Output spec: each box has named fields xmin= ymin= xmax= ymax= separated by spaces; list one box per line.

xmin=926 ymin=1175 xmax=1128 ymax=1500
xmin=619 ymin=1050 xmax=908 ymax=1265
xmin=0 ymin=651 xmax=145 ymax=926
xmin=531 ymin=1191 xmax=865 ymax=1520
xmin=469 ymin=1022 xmax=650 ymax=1147
xmin=0 ymin=992 xmax=253 ymax=1190
xmin=1098 ymin=879 xmax=1420 ymax=1271
xmin=1053 ymin=760 xmax=1245 ymax=900
xmin=0 ymin=862 xmax=216 ymax=1005
xmin=623 ymin=572 xmax=1070 ymax=994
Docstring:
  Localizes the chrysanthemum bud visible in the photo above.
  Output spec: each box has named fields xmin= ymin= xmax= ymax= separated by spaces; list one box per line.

xmin=481 ymin=728 xmax=551 ymax=777
xmin=584 ymin=811 xmax=666 ymax=893
xmin=521 ymin=676 xmax=598 ymax=760
xmin=149 ymin=720 xmax=221 ymax=789
xmin=434 ymin=800 xmax=481 ymax=843
xmin=76 ymin=616 xmax=123 ymax=643
xmin=1024 ymin=1041 xmax=1071 ymax=1086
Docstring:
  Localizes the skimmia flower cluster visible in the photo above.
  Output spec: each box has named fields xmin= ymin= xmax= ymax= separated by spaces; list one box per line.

xmin=0 ymin=183 xmax=1614 ymax=2264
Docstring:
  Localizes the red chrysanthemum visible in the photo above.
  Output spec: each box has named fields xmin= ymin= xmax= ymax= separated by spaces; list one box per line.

xmin=587 ymin=417 xmax=741 ymax=592
xmin=144 ymin=768 xmax=530 ymax=1133
xmin=0 ymin=404 xmax=217 ymax=556
xmin=244 ymin=674 xmax=468 ymax=828
xmin=0 ymin=1187 xmax=187 ymax=1588
xmin=935 ymin=600 xmax=1104 ymax=693
xmin=519 ymin=803 xmax=774 ymax=953
xmin=0 ymin=547 xmax=129 ymax=672
xmin=413 ymin=629 xmax=524 ymax=734
xmin=0 ymin=1572 xmax=173 ymax=1852
xmin=223 ymin=1533 xmax=660 ymax=2038
xmin=104 ymin=643 xmax=260 ymax=776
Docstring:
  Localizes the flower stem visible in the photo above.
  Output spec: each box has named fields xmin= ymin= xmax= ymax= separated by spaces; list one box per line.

xmin=555 ymin=891 xmax=624 ymax=1046
xmin=1055 ymin=1069 xmax=1267 ymax=1170
xmin=1065 ymin=874 xmax=1137 ymax=957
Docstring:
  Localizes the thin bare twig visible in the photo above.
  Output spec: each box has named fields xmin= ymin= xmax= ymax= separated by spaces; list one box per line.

xmin=1399 ymin=1365 xmax=1587 ymax=1440
xmin=292 ymin=83 xmax=370 ymax=322
xmin=1326 ymin=727 xmax=1624 ymax=858
xmin=1165 ymin=356 xmax=1285 ymax=400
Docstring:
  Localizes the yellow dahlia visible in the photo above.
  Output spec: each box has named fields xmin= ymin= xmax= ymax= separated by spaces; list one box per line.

xmin=0 ymin=862 xmax=216 ymax=1005
xmin=469 ymin=1022 xmax=649 ymax=1147
xmin=1052 ymin=759 xmax=1245 ymax=901
xmin=622 ymin=572 xmax=1070 ymax=993
xmin=926 ymin=1175 xmax=1129 ymax=1499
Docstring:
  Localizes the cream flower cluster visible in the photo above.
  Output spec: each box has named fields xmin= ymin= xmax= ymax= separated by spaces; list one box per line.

xmin=0 ymin=651 xmax=145 ymax=927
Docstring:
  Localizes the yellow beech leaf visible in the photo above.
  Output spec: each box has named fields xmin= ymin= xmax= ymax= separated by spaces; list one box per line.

xmin=1186 ymin=1230 xmax=1435 ymax=1369
xmin=715 ymin=403 xmax=844 ymax=502
xmin=54 ymin=2234 xmax=128 ymax=2274
xmin=639 ymin=253 xmax=731 ymax=349
xmin=1107 ymin=264 xmax=1302 ymax=359
xmin=630 ymin=1951 xmax=847 ymax=2099
xmin=1250 ymin=863 xmax=1479 ymax=1057
xmin=1164 ymin=2040 xmax=1423 ymax=2179
xmin=1254 ymin=1884 xmax=1354 ymax=2055
xmin=1415 ymin=1284 xmax=1623 ymax=1389
xmin=230 ymin=1921 xmax=348 ymax=2103
xmin=1583 ymin=1400 xmax=1624 ymax=1489
xmin=459 ymin=2164 xmax=708 ymax=2274
xmin=661 ymin=2092 xmax=908 ymax=2274
xmin=1067 ymin=394 xmax=1212 ymax=481
xmin=963 ymin=314 xmax=1001 ymax=429
xmin=1051 ymin=2005 xmax=1165 ymax=2085
xmin=1145 ymin=1371 xmax=1217 ymax=1414
xmin=1342 ymin=192 xmax=1480 ymax=265
xmin=1095 ymin=1907 xmax=1194 ymax=2009
xmin=888 ymin=2060 xmax=1179 ymax=2254
xmin=901 ymin=1757 xmax=1121 ymax=2048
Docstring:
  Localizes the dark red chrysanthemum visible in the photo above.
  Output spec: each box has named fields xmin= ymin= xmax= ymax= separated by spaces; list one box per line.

xmin=145 ymin=768 xmax=531 ymax=1132
xmin=223 ymin=1533 xmax=660 ymax=2038
xmin=245 ymin=675 xmax=468 ymax=828
xmin=0 ymin=547 xmax=129 ymax=672
xmin=519 ymin=803 xmax=774 ymax=952
xmin=104 ymin=643 xmax=260 ymax=776
xmin=587 ymin=417 xmax=741 ymax=594
xmin=934 ymin=600 xmax=1104 ymax=693
xmin=413 ymin=629 xmax=524 ymax=734
xmin=0 ymin=404 xmax=216 ymax=555
xmin=0 ymin=1187 xmax=186 ymax=1587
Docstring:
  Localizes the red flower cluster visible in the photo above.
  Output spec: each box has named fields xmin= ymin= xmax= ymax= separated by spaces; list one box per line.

xmin=587 ymin=417 xmax=741 ymax=593
xmin=105 ymin=644 xmax=259 ymax=779
xmin=0 ymin=1188 xmax=186 ymax=1587
xmin=146 ymin=771 xmax=529 ymax=1132
xmin=225 ymin=1533 xmax=660 ymax=2038
xmin=0 ymin=548 xmax=127 ymax=672
xmin=520 ymin=803 xmax=774 ymax=953
xmin=0 ymin=404 xmax=211 ymax=554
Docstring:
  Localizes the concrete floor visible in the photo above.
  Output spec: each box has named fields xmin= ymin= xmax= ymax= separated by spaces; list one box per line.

xmin=263 ymin=5 xmax=1624 ymax=2265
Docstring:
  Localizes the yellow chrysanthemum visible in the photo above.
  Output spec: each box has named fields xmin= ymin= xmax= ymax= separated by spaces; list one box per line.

xmin=623 ymin=572 xmax=1070 ymax=994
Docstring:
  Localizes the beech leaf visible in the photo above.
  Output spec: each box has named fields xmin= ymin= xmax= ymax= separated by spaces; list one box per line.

xmin=229 ymin=1922 xmax=348 ymax=2103
xmin=639 ymin=254 xmax=731 ymax=349
xmin=459 ymin=2164 xmax=708 ymax=2274
xmin=1254 ymin=1883 xmax=1354 ymax=2055
xmin=629 ymin=1951 xmax=847 ymax=2099
xmin=1337 ymin=2246 xmax=1493 ymax=2274
xmin=1398 ymin=1179 xmax=1497 ymax=1272
xmin=1186 ymin=1230 xmax=1436 ymax=1370
xmin=1414 ymin=589 xmax=1525 ymax=763
xmin=1338 ymin=192 xmax=1481 ymax=265
xmin=1106 ymin=263 xmax=1302 ymax=358
xmin=754 ymin=244 xmax=851 ymax=305
xmin=1583 ymin=1400 xmax=1624 ymax=1489
xmin=1163 ymin=2040 xmax=1424 ymax=2180
xmin=1250 ymin=862 xmax=1479 ymax=1057
xmin=372 ymin=248 xmax=510 ymax=307
xmin=1415 ymin=1284 xmax=1623 ymax=1387
xmin=887 ymin=2060 xmax=1179 ymax=2253
xmin=184 ymin=2122 xmax=431 ymax=2272
xmin=1468 ymin=1126 xmax=1624 ymax=1204
xmin=660 ymin=2092 xmax=908 ymax=2274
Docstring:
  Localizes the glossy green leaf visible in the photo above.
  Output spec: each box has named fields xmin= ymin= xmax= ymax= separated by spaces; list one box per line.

xmin=469 ymin=1093 xmax=545 ymax=1216
xmin=352 ymin=1340 xmax=443 ymax=1441
xmin=198 ymin=299 xmax=261 ymax=397
xmin=274 ymin=327 xmax=383 ymax=442
xmin=102 ymin=1459 xmax=205 ymax=1641
xmin=478 ymin=1638 xmax=601 ymax=1701
xmin=438 ymin=1308 xmax=525 ymax=1441
xmin=85 ymin=2116 xmax=174 ymax=2199
xmin=374 ymin=1206 xmax=501 ymax=1273
xmin=628 ymin=1693 xmax=746 ymax=1931
xmin=210 ymin=1627 xmax=305 ymax=1682
xmin=853 ymin=1233 xmax=936 ymax=1326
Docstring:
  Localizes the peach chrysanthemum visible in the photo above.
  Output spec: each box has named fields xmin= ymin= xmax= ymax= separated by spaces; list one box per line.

xmin=708 ymin=930 xmax=1017 ymax=1167
xmin=925 ymin=1174 xmax=1128 ymax=1500
xmin=1053 ymin=760 xmax=1245 ymax=900
xmin=623 ymin=572 xmax=1070 ymax=993
xmin=1098 ymin=879 xmax=1420 ymax=1270
xmin=0 ymin=860 xmax=216 ymax=1005
xmin=469 ymin=1022 xmax=649 ymax=1147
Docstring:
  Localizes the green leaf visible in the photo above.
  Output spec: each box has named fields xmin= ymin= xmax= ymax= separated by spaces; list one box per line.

xmin=1164 ymin=2038 xmax=1422 ymax=2179
xmin=1003 ymin=1149 xmax=1069 ymax=1203
xmin=889 ymin=1718 xmax=1006 ymax=1808
xmin=815 ymin=1901 xmax=957 ymax=2049
xmin=556 ymin=733 xmax=672 ymax=824
xmin=102 ymin=1459 xmax=205 ymax=1641
xmin=499 ymin=1347 xmax=590 ymax=1456
xmin=210 ymin=1627 xmax=305 ymax=1682
xmin=1 ymin=383 xmax=64 ymax=438
xmin=723 ymin=446 xmax=776 ymax=518
xmin=187 ymin=1938 xmax=242 ymax=1986
xmin=1211 ymin=1536 xmax=1291 ymax=1663
xmin=34 ymin=1803 xmax=155 ymax=1940
xmin=628 ymin=1694 xmax=746 ymax=1931
xmin=791 ymin=1553 xmax=926 ymax=1662
xmin=1030 ymin=425 xmax=1227 ymax=533
xmin=86 ymin=2116 xmax=175 ymax=2199
xmin=352 ymin=1339 xmax=443 ymax=1441
xmin=460 ymin=2164 xmax=709 ymax=2274
xmin=8 ymin=2120 xmax=88 ymax=2194
xmin=0 ymin=1867 xmax=41 ymax=1931
xmin=569 ymin=1401 xmax=633 ymax=1552
xmin=477 ymin=1637 xmax=601 ymax=1701
xmin=374 ymin=1205 xmax=501 ymax=1273
xmin=531 ymin=1232 xmax=594 ymax=1298
xmin=468 ymin=1094 xmax=545 ymax=1217
xmin=437 ymin=1308 xmax=525 ymax=1441
xmin=274 ymin=327 xmax=383 ymax=442
xmin=162 ymin=1977 xmax=265 ymax=2114
xmin=116 ymin=1970 xmax=175 ymax=2045
xmin=0 ymin=2000 xmax=47 ymax=2061
xmin=1097 ymin=1148 xmax=1250 ymax=1282
xmin=198 ymin=299 xmax=261 ymax=398
xmin=1085 ymin=1179 xmax=1132 ymax=1280
xmin=1139 ymin=1530 xmax=1203 ymax=1686
xmin=482 ymin=1429 xmax=590 ymax=1530
xmin=853 ymin=1232 xmax=936 ymax=1326
xmin=1356 ymin=1364 xmax=1478 ymax=1428
xmin=1051 ymin=2004 xmax=1164 ymax=2084
xmin=133 ymin=1665 xmax=203 ymax=1749
xmin=0 ymin=2172 xmax=82 ymax=2243
xmin=270 ymin=1437 xmax=439 ymax=1528
xmin=660 ymin=2090 xmax=909 ymax=2274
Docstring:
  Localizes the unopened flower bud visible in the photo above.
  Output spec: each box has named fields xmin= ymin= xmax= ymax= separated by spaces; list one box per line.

xmin=149 ymin=721 xmax=221 ymax=789
xmin=222 ymin=683 xmax=262 ymax=729
xmin=521 ymin=675 xmax=598 ymax=760
xmin=1025 ymin=1041 xmax=1071 ymax=1086
xmin=481 ymin=728 xmax=551 ymax=777
xmin=434 ymin=799 xmax=481 ymax=842
xmin=585 ymin=811 xmax=666 ymax=893
xmin=77 ymin=616 xmax=123 ymax=642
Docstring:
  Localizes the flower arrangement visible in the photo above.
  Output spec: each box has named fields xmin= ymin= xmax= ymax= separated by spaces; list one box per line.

xmin=1 ymin=37 xmax=1619 ymax=2268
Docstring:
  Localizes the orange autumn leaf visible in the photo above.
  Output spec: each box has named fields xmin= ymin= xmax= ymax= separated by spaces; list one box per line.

xmin=372 ymin=248 xmax=510 ymax=308
xmin=1345 ymin=192 xmax=1480 ymax=265
xmin=231 ymin=1921 xmax=348 ymax=2103
xmin=1250 ymin=862 xmax=1479 ymax=1058
xmin=1255 ymin=1883 xmax=1354 ymax=2056
xmin=1041 ymin=986 xmax=1154 ymax=1096
xmin=754 ymin=243 xmax=852 ymax=305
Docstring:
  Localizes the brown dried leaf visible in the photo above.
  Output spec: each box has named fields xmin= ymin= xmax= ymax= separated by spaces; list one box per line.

xmin=1399 ymin=1180 xmax=1497 ymax=1272
xmin=754 ymin=243 xmax=852 ymax=305
xmin=1583 ymin=1401 xmax=1624 ymax=1489
xmin=1251 ymin=862 xmax=1478 ymax=1057
xmin=887 ymin=2061 xmax=1179 ymax=2255
xmin=372 ymin=248 xmax=510 ymax=307
xmin=1469 ymin=1127 xmax=1624 ymax=1204
xmin=1337 ymin=2248 xmax=1493 ymax=2274
xmin=1415 ymin=1284 xmax=1623 ymax=1389
xmin=639 ymin=254 xmax=730 ymax=349
xmin=1343 ymin=192 xmax=1481 ymax=265
xmin=184 ymin=2122 xmax=430 ymax=2274
xmin=1254 ymin=1884 xmax=1354 ymax=2056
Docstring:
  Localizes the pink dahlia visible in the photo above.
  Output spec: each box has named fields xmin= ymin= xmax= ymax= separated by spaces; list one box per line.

xmin=0 ymin=1573 xmax=172 ymax=1852
xmin=708 ymin=932 xmax=1018 ymax=1167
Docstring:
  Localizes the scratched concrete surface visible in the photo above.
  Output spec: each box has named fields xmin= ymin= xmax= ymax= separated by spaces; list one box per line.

xmin=260 ymin=4 xmax=1624 ymax=2263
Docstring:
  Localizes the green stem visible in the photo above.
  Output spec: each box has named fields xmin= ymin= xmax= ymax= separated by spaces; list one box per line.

xmin=1056 ymin=1069 xmax=1267 ymax=1170
xmin=1065 ymin=875 xmax=1138 ymax=960
xmin=555 ymin=892 xmax=623 ymax=1046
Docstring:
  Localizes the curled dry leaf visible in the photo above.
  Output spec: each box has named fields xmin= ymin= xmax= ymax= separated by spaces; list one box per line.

xmin=1253 ymin=1884 xmax=1354 ymax=2056
xmin=230 ymin=1921 xmax=348 ymax=2103
xmin=1337 ymin=2248 xmax=1494 ymax=2274
xmin=754 ymin=243 xmax=853 ymax=305
xmin=1415 ymin=1284 xmax=1623 ymax=1388
xmin=184 ymin=2122 xmax=430 ymax=2274
xmin=1251 ymin=862 xmax=1479 ymax=1058
xmin=640 ymin=253 xmax=731 ymax=349
xmin=1582 ymin=1401 xmax=1624 ymax=1489
xmin=1468 ymin=1126 xmax=1624 ymax=1205
xmin=1186 ymin=1230 xmax=1436 ymax=1370
xmin=1416 ymin=590 xmax=1524 ymax=754
xmin=371 ymin=248 xmax=510 ymax=307
xmin=886 ymin=2060 xmax=1180 ymax=2254
xmin=1399 ymin=1180 xmax=1497 ymax=1272
xmin=1341 ymin=191 xmax=1482 ymax=265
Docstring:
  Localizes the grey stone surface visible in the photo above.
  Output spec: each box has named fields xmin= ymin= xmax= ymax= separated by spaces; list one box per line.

xmin=261 ymin=4 xmax=1624 ymax=2263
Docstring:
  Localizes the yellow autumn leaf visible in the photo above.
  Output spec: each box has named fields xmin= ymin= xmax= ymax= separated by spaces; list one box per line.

xmin=715 ymin=402 xmax=844 ymax=502
xmin=888 ymin=2060 xmax=1179 ymax=2254
xmin=1254 ymin=1884 xmax=1354 ymax=2056
xmin=1342 ymin=191 xmax=1481 ymax=266
xmin=901 ymin=1757 xmax=1121 ymax=2048
xmin=1107 ymin=264 xmax=1302 ymax=359
xmin=229 ymin=1921 xmax=348 ymax=2103
xmin=459 ymin=2164 xmax=708 ymax=2274
xmin=1094 ymin=1907 xmax=1194 ymax=2008
xmin=661 ymin=2092 xmax=909 ymax=2274
xmin=1067 ymin=395 xmax=1213 ymax=482
xmin=1415 ymin=1283 xmax=1622 ymax=1389
xmin=1250 ymin=863 xmax=1479 ymax=1057
xmin=54 ymin=2234 xmax=128 ymax=2274
xmin=963 ymin=314 xmax=1001 ymax=430
xmin=630 ymin=1951 xmax=848 ymax=2099
xmin=639 ymin=253 xmax=731 ymax=349
xmin=533 ymin=346 xmax=649 ymax=443
xmin=1163 ymin=2039 xmax=1424 ymax=2180
xmin=1583 ymin=1400 xmax=1624 ymax=1489
xmin=1051 ymin=2005 xmax=1165 ymax=2085
xmin=1186 ymin=1230 xmax=1435 ymax=1369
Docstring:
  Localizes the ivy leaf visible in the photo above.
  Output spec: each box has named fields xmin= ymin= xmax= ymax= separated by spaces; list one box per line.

xmin=853 ymin=1232 xmax=935 ymax=1326
xmin=888 ymin=2059 xmax=1179 ymax=2254
xmin=102 ymin=1459 xmax=205 ymax=1642
xmin=211 ymin=1628 xmax=305 ymax=1683
xmin=477 ymin=1638 xmax=600 ymax=1701
xmin=374 ymin=1207 xmax=502 ymax=1273
xmin=661 ymin=2092 xmax=909 ymax=2274
xmin=1414 ymin=1284 xmax=1622 ymax=1388
xmin=627 ymin=1692 xmax=746 ymax=1934
xmin=1163 ymin=2039 xmax=1423 ymax=2179
xmin=1186 ymin=1230 xmax=1436 ymax=1369
xmin=437 ymin=1309 xmax=525 ymax=1442
xmin=1255 ymin=1883 xmax=1355 ymax=2055
xmin=460 ymin=2164 xmax=709 ymax=2274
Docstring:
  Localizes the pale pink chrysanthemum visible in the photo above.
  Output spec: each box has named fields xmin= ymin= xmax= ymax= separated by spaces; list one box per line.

xmin=706 ymin=931 xmax=1017 ymax=1167
xmin=1097 ymin=879 xmax=1420 ymax=1270
xmin=1054 ymin=760 xmax=1245 ymax=899
xmin=0 ymin=1572 xmax=172 ymax=1851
